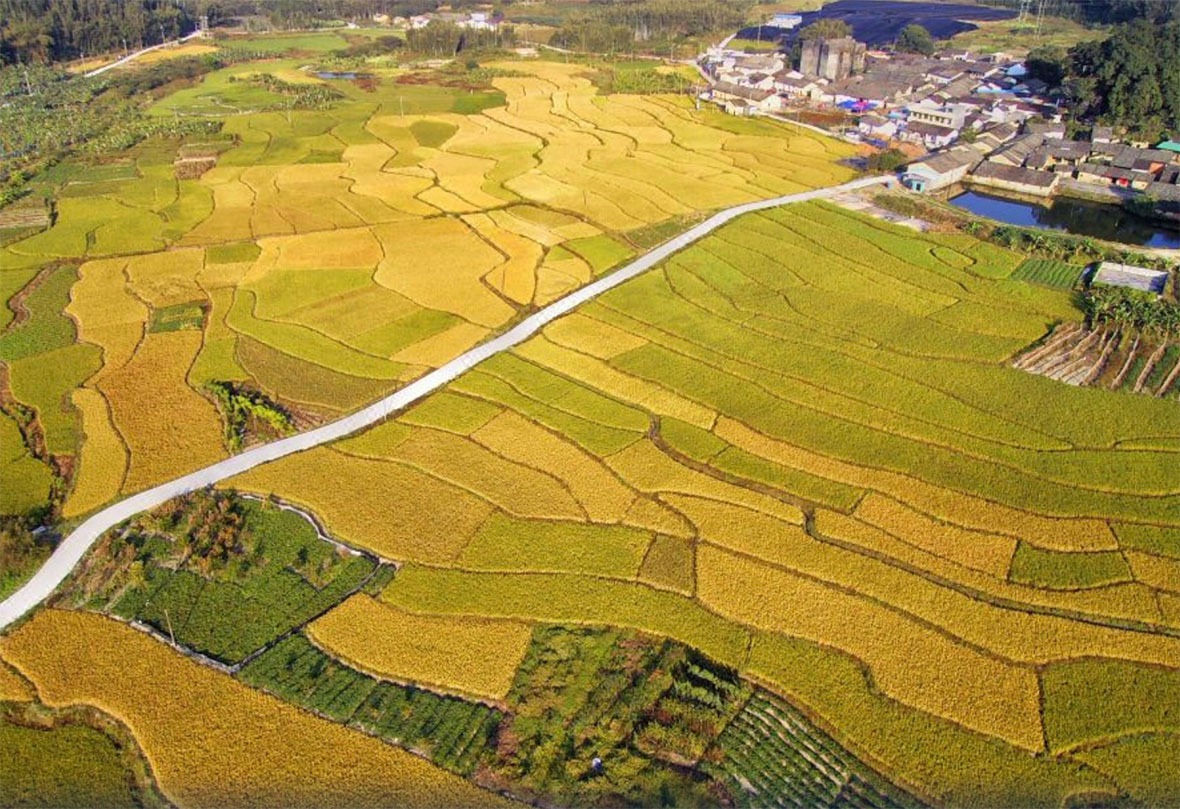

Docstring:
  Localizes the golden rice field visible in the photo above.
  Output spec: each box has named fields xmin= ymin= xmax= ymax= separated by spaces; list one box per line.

xmin=0 ymin=610 xmax=513 ymax=809
xmin=226 ymin=202 xmax=1180 ymax=808
xmin=0 ymin=57 xmax=853 ymax=520
xmin=307 ymin=595 xmax=533 ymax=702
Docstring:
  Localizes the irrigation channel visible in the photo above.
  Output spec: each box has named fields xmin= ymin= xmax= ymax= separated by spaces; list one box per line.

xmin=0 ymin=175 xmax=893 ymax=631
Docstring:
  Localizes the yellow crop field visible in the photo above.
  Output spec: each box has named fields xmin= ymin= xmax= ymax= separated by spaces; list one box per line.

xmin=230 ymin=446 xmax=494 ymax=562
xmin=695 ymin=544 xmax=1045 ymax=751
xmin=817 ymin=510 xmax=1164 ymax=628
xmin=308 ymin=595 xmax=532 ymax=701
xmin=606 ymin=440 xmax=804 ymax=526
xmin=67 ymin=257 xmax=147 ymax=380
xmin=63 ymin=389 xmax=129 ymax=518
xmin=462 ymin=213 xmax=543 ymax=306
xmin=373 ymin=218 xmax=512 ymax=328
xmin=471 ymin=411 xmax=637 ymax=522
xmin=0 ymin=610 xmax=512 ymax=809
xmin=391 ymin=322 xmax=490 ymax=368
xmin=517 ymin=337 xmax=717 ymax=429
xmin=713 ymin=417 xmax=1120 ymax=552
xmin=98 ymin=331 xmax=225 ymax=493
xmin=541 ymin=313 xmax=648 ymax=360
xmin=123 ymin=249 xmax=205 ymax=308
xmin=391 ymin=427 xmax=585 ymax=520
xmin=0 ymin=659 xmax=31 ymax=701
xmin=853 ymin=493 xmax=1018 ymax=579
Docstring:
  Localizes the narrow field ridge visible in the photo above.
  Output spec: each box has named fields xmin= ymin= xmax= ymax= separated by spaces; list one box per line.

xmin=0 ymin=175 xmax=893 ymax=630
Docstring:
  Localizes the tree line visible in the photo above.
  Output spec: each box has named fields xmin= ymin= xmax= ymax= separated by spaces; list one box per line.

xmin=1 ymin=0 xmax=193 ymax=65
xmin=552 ymin=0 xmax=750 ymax=52
xmin=982 ymin=0 xmax=1172 ymax=25
xmin=1023 ymin=19 xmax=1179 ymax=141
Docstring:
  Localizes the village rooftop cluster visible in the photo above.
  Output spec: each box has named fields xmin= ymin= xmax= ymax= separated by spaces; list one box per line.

xmin=698 ymin=33 xmax=1180 ymax=222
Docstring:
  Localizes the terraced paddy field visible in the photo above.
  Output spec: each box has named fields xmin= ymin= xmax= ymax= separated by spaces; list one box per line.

xmin=0 ymin=53 xmax=854 ymax=527
xmin=216 ymin=202 xmax=1180 ymax=807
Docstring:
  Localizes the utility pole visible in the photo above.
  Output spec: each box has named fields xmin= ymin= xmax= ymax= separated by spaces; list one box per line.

xmin=1034 ymin=0 xmax=1046 ymax=36
xmin=164 ymin=608 xmax=177 ymax=647
xmin=1016 ymin=0 xmax=1031 ymax=24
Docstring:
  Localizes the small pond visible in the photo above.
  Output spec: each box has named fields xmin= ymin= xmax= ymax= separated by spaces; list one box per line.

xmin=950 ymin=190 xmax=1180 ymax=249
xmin=315 ymin=71 xmax=369 ymax=80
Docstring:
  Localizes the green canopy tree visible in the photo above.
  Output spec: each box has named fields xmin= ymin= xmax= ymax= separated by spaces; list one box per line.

xmin=895 ymin=23 xmax=933 ymax=56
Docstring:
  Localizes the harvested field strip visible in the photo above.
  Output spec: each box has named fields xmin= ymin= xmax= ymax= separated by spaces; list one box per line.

xmin=307 ymin=595 xmax=532 ymax=701
xmin=0 ymin=610 xmax=512 ymax=809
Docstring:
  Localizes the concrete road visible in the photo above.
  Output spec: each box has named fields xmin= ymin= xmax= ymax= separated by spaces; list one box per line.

xmin=85 ymin=31 xmax=207 ymax=78
xmin=0 ymin=175 xmax=892 ymax=631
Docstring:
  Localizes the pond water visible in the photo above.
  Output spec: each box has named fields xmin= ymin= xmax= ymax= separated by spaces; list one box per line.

xmin=315 ymin=71 xmax=366 ymax=80
xmin=950 ymin=190 xmax=1180 ymax=249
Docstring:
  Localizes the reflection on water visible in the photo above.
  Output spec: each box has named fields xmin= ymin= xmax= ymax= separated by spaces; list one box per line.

xmin=949 ymin=190 xmax=1180 ymax=249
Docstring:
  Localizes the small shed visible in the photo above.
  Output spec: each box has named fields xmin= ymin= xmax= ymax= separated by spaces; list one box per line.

xmin=1091 ymin=261 xmax=1169 ymax=296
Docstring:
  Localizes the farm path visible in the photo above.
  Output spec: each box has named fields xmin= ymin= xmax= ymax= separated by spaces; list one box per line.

xmin=0 ymin=174 xmax=893 ymax=631
xmin=84 ymin=30 xmax=208 ymax=78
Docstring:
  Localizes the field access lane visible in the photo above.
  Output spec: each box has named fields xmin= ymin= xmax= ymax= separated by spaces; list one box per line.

xmin=0 ymin=174 xmax=893 ymax=631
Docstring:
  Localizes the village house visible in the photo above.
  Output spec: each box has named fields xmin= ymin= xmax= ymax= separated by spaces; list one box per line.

xmin=857 ymin=114 xmax=898 ymax=140
xmin=711 ymin=82 xmax=783 ymax=115
xmin=772 ymin=70 xmax=825 ymax=100
xmin=969 ymin=161 xmax=1059 ymax=196
xmin=902 ymin=148 xmax=981 ymax=192
xmin=902 ymin=121 xmax=959 ymax=150
xmin=906 ymin=101 xmax=970 ymax=130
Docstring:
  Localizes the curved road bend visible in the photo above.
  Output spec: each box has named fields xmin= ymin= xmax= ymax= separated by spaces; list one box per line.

xmin=0 ymin=175 xmax=893 ymax=631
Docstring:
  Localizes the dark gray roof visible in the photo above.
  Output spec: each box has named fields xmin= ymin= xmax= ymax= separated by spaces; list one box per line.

xmin=973 ymin=161 xmax=1057 ymax=187
xmin=911 ymin=148 xmax=981 ymax=175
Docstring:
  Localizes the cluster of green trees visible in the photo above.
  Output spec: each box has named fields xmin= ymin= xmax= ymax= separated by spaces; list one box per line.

xmin=1083 ymin=285 xmax=1180 ymax=338
xmin=206 ymin=381 xmax=293 ymax=452
xmin=895 ymin=23 xmax=934 ymax=56
xmin=404 ymin=21 xmax=516 ymax=56
xmin=152 ymin=487 xmax=249 ymax=577
xmin=983 ymin=223 xmax=1171 ymax=270
xmin=0 ymin=0 xmax=192 ymax=65
xmin=1023 ymin=19 xmax=1178 ymax=140
xmin=235 ymin=72 xmax=342 ymax=109
xmin=552 ymin=0 xmax=749 ymax=52
xmin=1066 ymin=20 xmax=1179 ymax=140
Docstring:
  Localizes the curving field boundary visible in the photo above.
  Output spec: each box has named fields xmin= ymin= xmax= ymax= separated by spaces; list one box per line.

xmin=0 ymin=175 xmax=893 ymax=631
